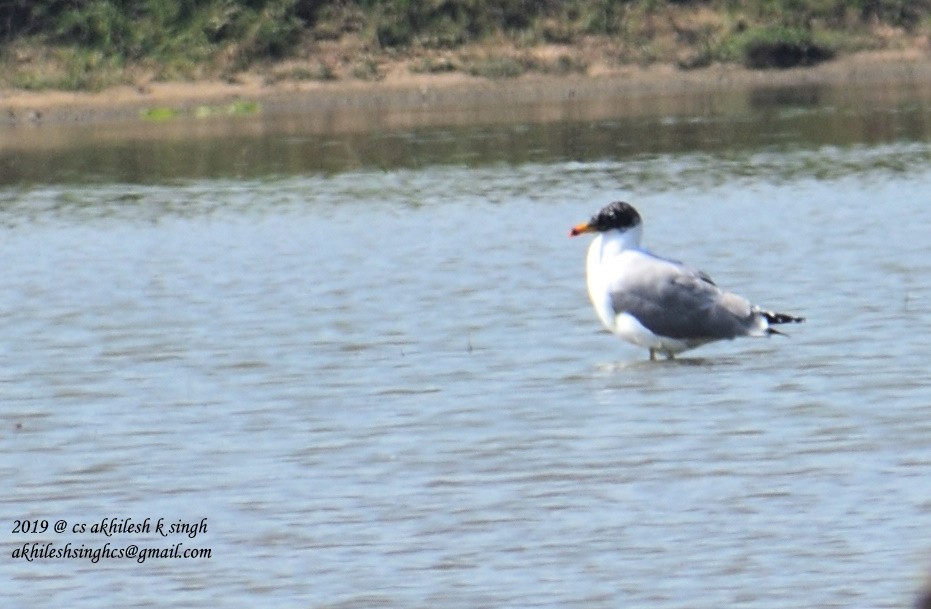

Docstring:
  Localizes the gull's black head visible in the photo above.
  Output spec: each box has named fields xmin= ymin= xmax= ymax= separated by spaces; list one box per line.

xmin=569 ymin=201 xmax=642 ymax=236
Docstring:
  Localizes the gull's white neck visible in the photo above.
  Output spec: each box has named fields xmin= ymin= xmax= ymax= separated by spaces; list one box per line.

xmin=585 ymin=225 xmax=643 ymax=331
xmin=591 ymin=225 xmax=643 ymax=259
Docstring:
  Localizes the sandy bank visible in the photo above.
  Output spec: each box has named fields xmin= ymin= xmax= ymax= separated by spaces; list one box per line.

xmin=3 ymin=50 xmax=931 ymax=130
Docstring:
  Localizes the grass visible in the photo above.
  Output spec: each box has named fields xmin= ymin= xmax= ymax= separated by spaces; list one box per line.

xmin=264 ymin=61 xmax=338 ymax=84
xmin=3 ymin=44 xmax=128 ymax=91
xmin=349 ymin=56 xmax=382 ymax=80
xmin=721 ymin=26 xmax=838 ymax=68
xmin=408 ymin=55 xmax=459 ymax=74
xmin=464 ymin=55 xmax=531 ymax=79
xmin=1 ymin=1 xmax=930 ymax=90
xmin=141 ymin=99 xmax=260 ymax=121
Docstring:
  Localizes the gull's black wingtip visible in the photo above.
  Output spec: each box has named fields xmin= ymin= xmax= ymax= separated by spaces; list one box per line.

xmin=763 ymin=311 xmax=805 ymax=325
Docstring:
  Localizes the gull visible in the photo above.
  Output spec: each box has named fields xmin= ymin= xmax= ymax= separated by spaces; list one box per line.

xmin=569 ymin=201 xmax=804 ymax=360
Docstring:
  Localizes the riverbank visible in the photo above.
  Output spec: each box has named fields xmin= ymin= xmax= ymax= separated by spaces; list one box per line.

xmin=3 ymin=48 xmax=931 ymax=130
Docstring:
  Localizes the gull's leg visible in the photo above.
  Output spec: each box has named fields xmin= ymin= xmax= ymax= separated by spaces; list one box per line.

xmin=666 ymin=351 xmax=675 ymax=360
xmin=649 ymin=348 xmax=657 ymax=361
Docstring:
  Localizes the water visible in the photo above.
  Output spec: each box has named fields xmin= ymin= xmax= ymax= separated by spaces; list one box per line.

xmin=2 ymin=83 xmax=931 ymax=608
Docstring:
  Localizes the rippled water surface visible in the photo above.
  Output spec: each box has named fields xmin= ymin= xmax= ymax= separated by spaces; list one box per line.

xmin=2 ymin=84 xmax=931 ymax=608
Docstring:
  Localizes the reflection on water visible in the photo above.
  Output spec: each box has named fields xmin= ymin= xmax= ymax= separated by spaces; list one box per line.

xmin=3 ymin=80 xmax=931 ymax=185
xmin=2 ymin=80 xmax=931 ymax=608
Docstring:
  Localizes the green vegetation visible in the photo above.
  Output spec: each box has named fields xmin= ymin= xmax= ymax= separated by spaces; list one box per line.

xmin=725 ymin=26 xmax=836 ymax=69
xmin=140 ymin=99 xmax=259 ymax=121
xmin=1 ymin=1 xmax=930 ymax=90
xmin=139 ymin=106 xmax=179 ymax=121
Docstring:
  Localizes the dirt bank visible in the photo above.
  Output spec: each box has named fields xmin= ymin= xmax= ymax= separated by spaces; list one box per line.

xmin=3 ymin=49 xmax=931 ymax=129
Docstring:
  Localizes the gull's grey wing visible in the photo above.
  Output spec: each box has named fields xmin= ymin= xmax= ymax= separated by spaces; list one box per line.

xmin=608 ymin=252 xmax=757 ymax=340
xmin=661 ymin=255 xmax=717 ymax=287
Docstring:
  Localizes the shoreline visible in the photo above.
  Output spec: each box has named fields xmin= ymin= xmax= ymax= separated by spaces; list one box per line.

xmin=3 ymin=49 xmax=931 ymax=129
